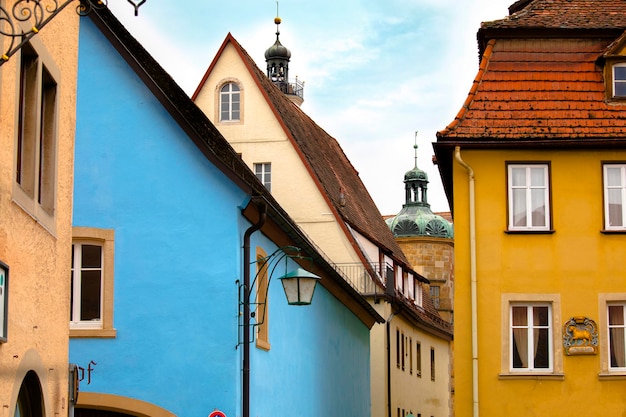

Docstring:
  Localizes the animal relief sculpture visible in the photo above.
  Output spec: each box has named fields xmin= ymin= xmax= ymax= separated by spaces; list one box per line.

xmin=563 ymin=317 xmax=598 ymax=355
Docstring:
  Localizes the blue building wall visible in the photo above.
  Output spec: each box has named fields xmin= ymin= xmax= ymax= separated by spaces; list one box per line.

xmin=71 ymin=17 xmax=371 ymax=417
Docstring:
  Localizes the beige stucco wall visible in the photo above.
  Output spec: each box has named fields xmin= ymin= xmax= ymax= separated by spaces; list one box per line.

xmin=371 ymin=302 xmax=452 ymax=417
xmin=0 ymin=2 xmax=78 ymax=416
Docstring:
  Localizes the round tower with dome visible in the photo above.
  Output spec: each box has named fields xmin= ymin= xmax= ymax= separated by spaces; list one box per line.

xmin=386 ymin=134 xmax=454 ymax=322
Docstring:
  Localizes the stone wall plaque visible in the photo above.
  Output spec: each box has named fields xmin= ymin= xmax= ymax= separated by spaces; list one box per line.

xmin=563 ymin=316 xmax=598 ymax=355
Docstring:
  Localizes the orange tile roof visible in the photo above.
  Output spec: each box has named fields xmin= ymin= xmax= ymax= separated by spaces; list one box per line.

xmin=439 ymin=37 xmax=626 ymax=140
xmin=435 ymin=0 xmax=626 ymax=211
xmin=487 ymin=0 xmax=626 ymax=30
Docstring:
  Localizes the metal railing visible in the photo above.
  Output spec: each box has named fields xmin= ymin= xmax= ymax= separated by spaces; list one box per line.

xmin=332 ymin=262 xmax=388 ymax=296
xmin=275 ymin=78 xmax=304 ymax=100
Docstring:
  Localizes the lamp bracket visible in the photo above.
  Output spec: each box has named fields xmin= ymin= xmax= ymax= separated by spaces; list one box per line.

xmin=0 ymin=0 xmax=145 ymax=67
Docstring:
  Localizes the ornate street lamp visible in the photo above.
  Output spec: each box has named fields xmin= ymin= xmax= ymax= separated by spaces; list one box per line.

xmin=238 ymin=244 xmax=320 ymax=417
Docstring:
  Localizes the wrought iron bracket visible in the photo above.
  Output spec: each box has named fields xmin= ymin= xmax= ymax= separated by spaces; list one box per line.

xmin=0 ymin=0 xmax=145 ymax=67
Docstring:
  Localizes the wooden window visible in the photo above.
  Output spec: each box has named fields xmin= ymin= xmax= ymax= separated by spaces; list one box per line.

xmin=14 ymin=41 xmax=59 ymax=231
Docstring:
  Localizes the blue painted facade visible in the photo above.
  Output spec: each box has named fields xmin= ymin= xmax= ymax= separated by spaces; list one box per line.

xmin=71 ymin=14 xmax=371 ymax=417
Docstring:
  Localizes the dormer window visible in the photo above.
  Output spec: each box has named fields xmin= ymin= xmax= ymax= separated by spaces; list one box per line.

xmin=613 ymin=63 xmax=626 ymax=98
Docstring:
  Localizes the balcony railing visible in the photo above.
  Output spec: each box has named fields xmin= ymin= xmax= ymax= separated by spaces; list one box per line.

xmin=275 ymin=77 xmax=304 ymax=100
xmin=332 ymin=262 xmax=388 ymax=296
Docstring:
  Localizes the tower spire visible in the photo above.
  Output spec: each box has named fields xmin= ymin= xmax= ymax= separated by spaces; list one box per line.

xmin=414 ymin=131 xmax=419 ymax=169
xmin=264 ymin=2 xmax=305 ymax=105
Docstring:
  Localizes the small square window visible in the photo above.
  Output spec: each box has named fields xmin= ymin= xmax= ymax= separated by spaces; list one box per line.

xmin=254 ymin=163 xmax=271 ymax=192
xmin=613 ymin=64 xmax=626 ymax=97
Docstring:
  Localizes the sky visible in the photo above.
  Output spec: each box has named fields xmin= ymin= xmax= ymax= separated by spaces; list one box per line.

xmin=105 ymin=0 xmax=513 ymax=215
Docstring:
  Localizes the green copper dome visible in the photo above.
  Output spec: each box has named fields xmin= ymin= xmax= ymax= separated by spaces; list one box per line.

xmin=386 ymin=138 xmax=453 ymax=239
xmin=386 ymin=206 xmax=453 ymax=238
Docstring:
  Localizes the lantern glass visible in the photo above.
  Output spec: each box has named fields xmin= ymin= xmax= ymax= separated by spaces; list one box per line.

xmin=278 ymin=268 xmax=320 ymax=305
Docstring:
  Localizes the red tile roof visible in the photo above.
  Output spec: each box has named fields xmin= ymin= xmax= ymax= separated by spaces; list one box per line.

xmin=438 ymin=37 xmax=626 ymax=140
xmin=435 ymin=0 xmax=626 ymax=210
xmin=486 ymin=0 xmax=626 ymax=30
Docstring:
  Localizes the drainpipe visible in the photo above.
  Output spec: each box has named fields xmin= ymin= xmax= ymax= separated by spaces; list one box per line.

xmin=386 ymin=310 xmax=398 ymax=417
xmin=454 ymin=147 xmax=478 ymax=417
xmin=242 ymin=199 xmax=267 ymax=417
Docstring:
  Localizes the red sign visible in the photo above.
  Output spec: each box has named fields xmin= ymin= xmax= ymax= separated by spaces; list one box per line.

xmin=209 ymin=411 xmax=226 ymax=417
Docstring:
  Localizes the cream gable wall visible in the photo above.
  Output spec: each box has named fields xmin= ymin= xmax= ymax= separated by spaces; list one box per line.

xmin=195 ymin=42 xmax=362 ymax=266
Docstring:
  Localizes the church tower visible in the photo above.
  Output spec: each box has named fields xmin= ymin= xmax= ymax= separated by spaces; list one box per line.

xmin=386 ymin=134 xmax=454 ymax=322
xmin=264 ymin=13 xmax=304 ymax=106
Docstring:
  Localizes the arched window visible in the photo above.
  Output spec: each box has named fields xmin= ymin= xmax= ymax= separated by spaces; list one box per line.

xmin=219 ymin=82 xmax=240 ymax=121
xmin=14 ymin=371 xmax=45 ymax=417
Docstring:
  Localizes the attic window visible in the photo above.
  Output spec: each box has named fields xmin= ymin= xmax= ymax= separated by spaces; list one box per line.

xmin=613 ymin=63 xmax=626 ymax=98
xmin=219 ymin=82 xmax=240 ymax=121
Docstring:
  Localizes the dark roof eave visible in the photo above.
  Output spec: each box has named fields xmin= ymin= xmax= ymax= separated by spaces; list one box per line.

xmin=477 ymin=26 xmax=626 ymax=57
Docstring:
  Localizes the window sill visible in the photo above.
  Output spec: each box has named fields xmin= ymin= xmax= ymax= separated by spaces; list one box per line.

xmin=255 ymin=339 xmax=271 ymax=351
xmin=499 ymin=372 xmax=564 ymax=380
xmin=505 ymin=229 xmax=555 ymax=235
xmin=601 ymin=229 xmax=626 ymax=234
xmin=598 ymin=372 xmax=626 ymax=380
xmin=70 ymin=328 xmax=117 ymax=338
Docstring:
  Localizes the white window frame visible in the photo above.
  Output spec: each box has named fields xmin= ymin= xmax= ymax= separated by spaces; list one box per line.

xmin=598 ymin=294 xmax=626 ymax=377
xmin=603 ymin=164 xmax=626 ymax=230
xmin=70 ymin=227 xmax=116 ymax=338
xmin=500 ymin=294 xmax=563 ymax=378
xmin=254 ymin=162 xmax=271 ymax=192
xmin=219 ymin=82 xmax=240 ymax=122
xmin=71 ymin=241 xmax=104 ymax=329
xmin=510 ymin=303 xmax=553 ymax=372
xmin=507 ymin=163 xmax=550 ymax=231
xmin=613 ymin=63 xmax=626 ymax=98
xmin=608 ymin=303 xmax=626 ymax=371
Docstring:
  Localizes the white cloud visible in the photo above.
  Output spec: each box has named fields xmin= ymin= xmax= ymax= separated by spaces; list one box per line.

xmin=104 ymin=0 xmax=514 ymax=214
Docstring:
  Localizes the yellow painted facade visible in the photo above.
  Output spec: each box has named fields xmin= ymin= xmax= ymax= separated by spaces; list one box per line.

xmin=452 ymin=148 xmax=626 ymax=417
xmin=0 ymin=2 xmax=79 ymax=416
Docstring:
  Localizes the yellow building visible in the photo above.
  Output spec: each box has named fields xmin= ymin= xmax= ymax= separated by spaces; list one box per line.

xmin=0 ymin=2 xmax=79 ymax=416
xmin=435 ymin=1 xmax=626 ymax=416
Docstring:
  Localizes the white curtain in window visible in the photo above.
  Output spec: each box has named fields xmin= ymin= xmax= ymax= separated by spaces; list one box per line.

xmin=609 ymin=305 xmax=626 ymax=368
xmin=606 ymin=167 xmax=624 ymax=227
xmin=512 ymin=306 xmax=528 ymax=368
xmin=511 ymin=168 xmax=527 ymax=227
xmin=530 ymin=168 xmax=546 ymax=227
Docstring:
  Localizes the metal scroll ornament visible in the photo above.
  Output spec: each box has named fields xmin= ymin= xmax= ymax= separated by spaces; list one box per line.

xmin=0 ymin=0 xmax=144 ymax=67
xmin=563 ymin=316 xmax=598 ymax=355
